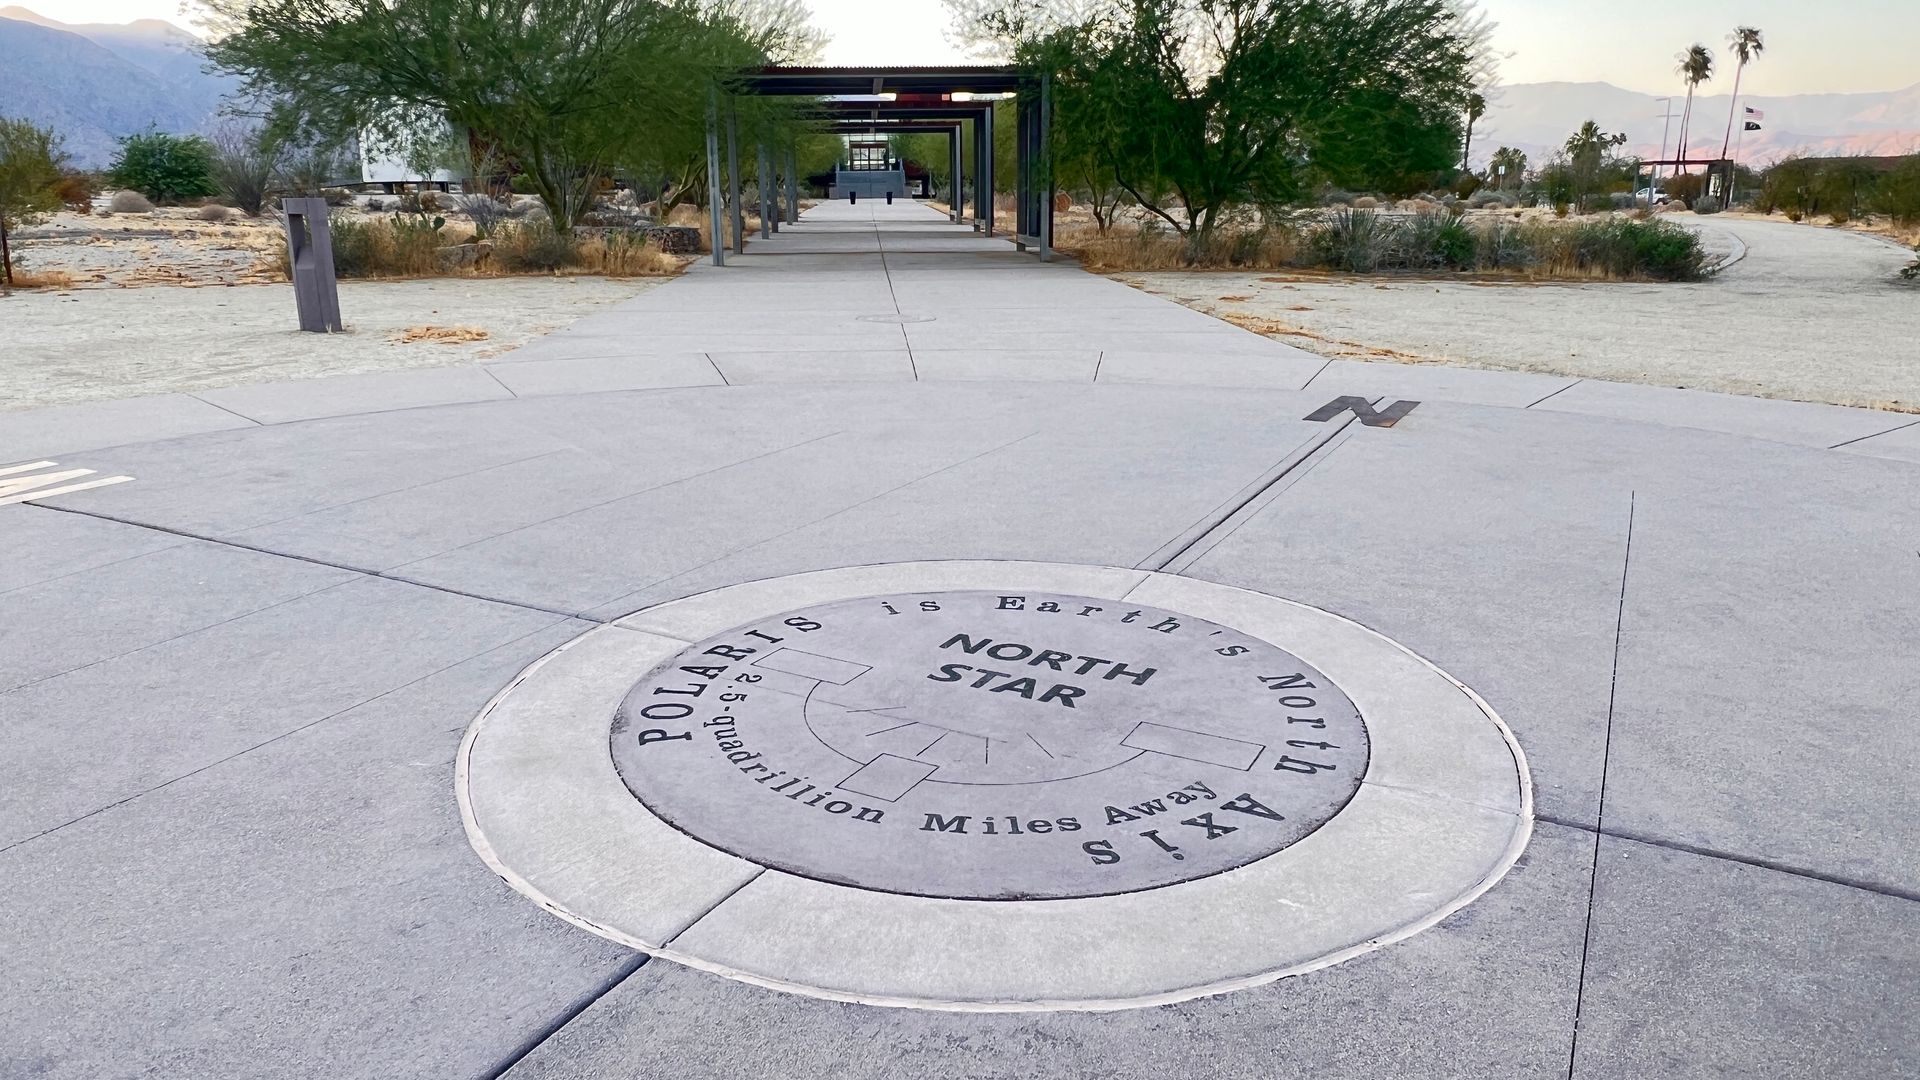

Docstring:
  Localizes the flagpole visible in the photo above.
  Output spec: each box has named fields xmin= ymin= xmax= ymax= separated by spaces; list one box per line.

xmin=1732 ymin=113 xmax=1750 ymax=205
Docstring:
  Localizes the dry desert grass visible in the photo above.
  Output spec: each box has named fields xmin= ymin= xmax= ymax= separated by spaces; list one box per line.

xmin=392 ymin=325 xmax=491 ymax=344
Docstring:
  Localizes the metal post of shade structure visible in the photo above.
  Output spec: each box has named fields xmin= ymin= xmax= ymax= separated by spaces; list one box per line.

xmin=786 ymin=147 xmax=799 ymax=224
xmin=1039 ymin=71 xmax=1054 ymax=263
xmin=726 ymin=102 xmax=744 ymax=256
xmin=706 ymin=89 xmax=725 ymax=267
xmin=757 ymin=142 xmax=773 ymax=238
xmin=948 ymin=127 xmax=961 ymax=223
xmin=971 ymin=116 xmax=984 ymax=233
xmin=981 ymin=105 xmax=994 ymax=237
xmin=1013 ymin=93 xmax=1030 ymax=252
xmin=281 ymin=198 xmax=342 ymax=332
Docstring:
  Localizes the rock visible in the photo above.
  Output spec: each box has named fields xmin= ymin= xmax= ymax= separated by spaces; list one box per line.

xmin=645 ymin=225 xmax=700 ymax=254
xmin=434 ymin=242 xmax=490 ymax=269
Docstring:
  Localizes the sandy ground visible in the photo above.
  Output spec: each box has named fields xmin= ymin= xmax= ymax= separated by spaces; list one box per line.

xmin=1118 ymin=217 xmax=1919 ymax=410
xmin=0 ymin=276 xmax=663 ymax=410
xmin=9 ymin=205 xmax=290 ymax=287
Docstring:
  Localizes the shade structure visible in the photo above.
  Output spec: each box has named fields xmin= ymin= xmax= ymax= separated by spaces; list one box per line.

xmin=702 ymin=65 xmax=1054 ymax=264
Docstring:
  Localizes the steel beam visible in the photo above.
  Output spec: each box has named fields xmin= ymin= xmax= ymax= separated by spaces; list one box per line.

xmin=726 ymin=102 xmax=743 ymax=256
xmin=757 ymin=142 xmax=773 ymax=238
xmin=786 ymin=146 xmax=799 ymax=223
xmin=706 ymin=90 xmax=725 ymax=266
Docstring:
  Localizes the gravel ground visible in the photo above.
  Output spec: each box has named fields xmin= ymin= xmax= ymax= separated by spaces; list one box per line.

xmin=0 ymin=276 xmax=664 ymax=410
xmin=1117 ymin=217 xmax=1920 ymax=410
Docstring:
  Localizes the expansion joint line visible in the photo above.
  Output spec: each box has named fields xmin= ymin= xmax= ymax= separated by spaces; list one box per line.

xmin=1565 ymin=490 xmax=1635 ymax=1080
xmin=473 ymin=953 xmax=650 ymax=1080
xmin=871 ymin=214 xmax=916 ymax=379
xmin=29 ymin=503 xmax=596 ymax=623
xmin=1143 ymin=408 xmax=1366 ymax=573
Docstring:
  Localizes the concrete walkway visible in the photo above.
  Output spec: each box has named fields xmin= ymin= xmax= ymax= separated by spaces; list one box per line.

xmin=3 ymin=199 xmax=1917 ymax=1078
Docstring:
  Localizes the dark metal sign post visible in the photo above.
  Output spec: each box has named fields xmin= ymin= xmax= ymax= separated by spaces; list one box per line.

xmin=281 ymin=198 xmax=343 ymax=333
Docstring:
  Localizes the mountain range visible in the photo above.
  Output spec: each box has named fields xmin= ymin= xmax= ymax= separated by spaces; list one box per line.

xmin=0 ymin=6 xmax=236 ymax=167
xmin=1471 ymin=80 xmax=1920 ymax=170
xmin=1 ymin=6 xmax=1915 ymax=174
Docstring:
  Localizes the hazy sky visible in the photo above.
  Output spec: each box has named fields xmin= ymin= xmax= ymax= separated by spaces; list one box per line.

xmin=24 ymin=0 xmax=1920 ymax=96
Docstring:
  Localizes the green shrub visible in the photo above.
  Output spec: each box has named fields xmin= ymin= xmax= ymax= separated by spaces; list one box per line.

xmin=1314 ymin=208 xmax=1387 ymax=272
xmin=1874 ymin=157 xmax=1920 ymax=226
xmin=108 ymin=132 xmax=217 ymax=202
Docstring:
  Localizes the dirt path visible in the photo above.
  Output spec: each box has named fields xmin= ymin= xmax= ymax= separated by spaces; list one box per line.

xmin=1117 ymin=218 xmax=1919 ymax=410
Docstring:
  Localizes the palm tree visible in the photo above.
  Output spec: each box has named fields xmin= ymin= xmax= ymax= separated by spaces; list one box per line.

xmin=1674 ymin=44 xmax=1715 ymax=174
xmin=1720 ymin=27 xmax=1764 ymax=159
xmin=1490 ymin=146 xmax=1527 ymax=189
xmin=1462 ymin=91 xmax=1486 ymax=172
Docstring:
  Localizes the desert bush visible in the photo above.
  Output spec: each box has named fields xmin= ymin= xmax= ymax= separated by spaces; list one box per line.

xmin=493 ymin=221 xmax=581 ymax=271
xmin=53 ymin=173 xmax=95 ymax=212
xmin=1318 ymin=189 xmax=1356 ymax=207
xmin=1058 ymin=210 xmax=1706 ymax=281
xmin=321 ymin=187 xmax=354 ymax=207
xmin=397 ymin=189 xmax=446 ymax=214
xmin=1550 ymin=217 xmax=1707 ymax=280
xmin=108 ymin=189 xmax=154 ymax=213
xmin=326 ymin=212 xmax=446 ymax=277
xmin=1 ymin=116 xmax=68 ymax=237
xmin=1352 ymin=196 xmax=1379 ymax=210
xmin=108 ymin=132 xmax=217 ymax=202
xmin=453 ymin=192 xmax=521 ymax=237
xmin=209 ymin=123 xmax=280 ymax=216
xmin=196 ymin=203 xmax=232 ymax=222
xmin=573 ymin=230 xmax=681 ymax=276
xmin=1693 ymin=197 xmax=1723 ymax=215
xmin=1314 ymin=208 xmax=1389 ymax=272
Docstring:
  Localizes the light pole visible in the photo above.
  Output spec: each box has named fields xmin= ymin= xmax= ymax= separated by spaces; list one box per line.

xmin=1650 ymin=97 xmax=1675 ymax=210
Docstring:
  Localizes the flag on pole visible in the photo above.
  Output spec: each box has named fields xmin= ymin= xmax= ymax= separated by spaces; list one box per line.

xmin=1745 ymin=121 xmax=1763 ymax=131
xmin=1745 ymin=106 xmax=1765 ymax=120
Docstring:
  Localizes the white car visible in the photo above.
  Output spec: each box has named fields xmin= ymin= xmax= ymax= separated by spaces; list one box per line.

xmin=1634 ymin=187 xmax=1673 ymax=205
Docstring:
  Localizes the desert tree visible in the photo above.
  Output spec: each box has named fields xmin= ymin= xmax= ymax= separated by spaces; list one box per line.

xmin=1719 ymin=27 xmax=1763 ymax=160
xmin=1717 ymin=26 xmax=1763 ymax=200
xmin=1673 ymin=43 xmax=1714 ymax=171
xmin=1563 ymin=119 xmax=1626 ymax=210
xmin=1461 ymin=91 xmax=1485 ymax=171
xmin=0 ymin=117 xmax=70 ymax=287
xmin=1488 ymin=145 xmax=1525 ymax=189
xmin=203 ymin=0 xmax=817 ymax=231
xmin=985 ymin=0 xmax=1477 ymax=251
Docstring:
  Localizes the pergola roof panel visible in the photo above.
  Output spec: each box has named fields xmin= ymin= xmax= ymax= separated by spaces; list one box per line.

xmin=742 ymin=65 xmax=1032 ymax=96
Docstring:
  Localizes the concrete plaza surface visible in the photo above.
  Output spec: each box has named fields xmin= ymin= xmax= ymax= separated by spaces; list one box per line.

xmin=3 ymin=200 xmax=1917 ymax=1078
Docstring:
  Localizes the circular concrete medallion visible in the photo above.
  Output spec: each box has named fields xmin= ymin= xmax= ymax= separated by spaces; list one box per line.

xmin=609 ymin=591 xmax=1369 ymax=900
xmin=458 ymin=562 xmax=1531 ymax=1011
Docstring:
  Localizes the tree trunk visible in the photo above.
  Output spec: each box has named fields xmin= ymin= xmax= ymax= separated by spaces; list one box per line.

xmin=1720 ymin=64 xmax=1745 ymax=159
xmin=0 ymin=214 xmax=12 ymax=287
xmin=1678 ymin=86 xmax=1695 ymax=173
